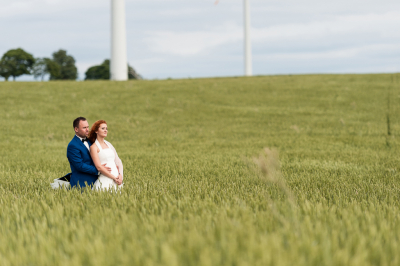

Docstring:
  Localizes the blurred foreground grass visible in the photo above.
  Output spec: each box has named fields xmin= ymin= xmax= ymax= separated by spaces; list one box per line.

xmin=1 ymin=74 xmax=400 ymax=265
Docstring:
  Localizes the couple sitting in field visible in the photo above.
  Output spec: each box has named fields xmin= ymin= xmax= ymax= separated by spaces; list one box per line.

xmin=51 ymin=117 xmax=123 ymax=191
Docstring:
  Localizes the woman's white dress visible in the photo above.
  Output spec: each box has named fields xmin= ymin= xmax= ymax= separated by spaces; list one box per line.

xmin=92 ymin=139 xmax=123 ymax=191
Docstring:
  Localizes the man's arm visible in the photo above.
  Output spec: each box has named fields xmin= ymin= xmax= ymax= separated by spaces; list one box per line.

xmin=67 ymin=145 xmax=98 ymax=176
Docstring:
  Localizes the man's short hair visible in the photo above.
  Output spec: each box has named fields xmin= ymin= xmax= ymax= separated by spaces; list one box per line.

xmin=73 ymin=117 xmax=87 ymax=129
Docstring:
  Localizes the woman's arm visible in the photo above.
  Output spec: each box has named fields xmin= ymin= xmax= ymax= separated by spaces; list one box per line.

xmin=106 ymin=141 xmax=123 ymax=178
xmin=90 ymin=145 xmax=117 ymax=181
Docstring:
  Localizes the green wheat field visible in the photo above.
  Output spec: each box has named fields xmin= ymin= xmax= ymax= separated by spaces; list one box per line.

xmin=1 ymin=74 xmax=400 ymax=265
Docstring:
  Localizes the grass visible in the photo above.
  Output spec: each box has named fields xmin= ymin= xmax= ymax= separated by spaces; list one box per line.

xmin=0 ymin=74 xmax=400 ymax=265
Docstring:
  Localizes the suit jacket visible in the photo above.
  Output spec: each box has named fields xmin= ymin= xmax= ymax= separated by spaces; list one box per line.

xmin=67 ymin=135 xmax=98 ymax=188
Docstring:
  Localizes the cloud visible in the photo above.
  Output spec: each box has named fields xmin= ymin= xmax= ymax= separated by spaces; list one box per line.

xmin=143 ymin=10 xmax=400 ymax=59
xmin=253 ymin=11 xmax=400 ymax=42
xmin=0 ymin=0 xmax=108 ymax=18
xmin=144 ymin=23 xmax=241 ymax=56
xmin=258 ymin=44 xmax=400 ymax=61
xmin=1 ymin=0 xmax=400 ymax=80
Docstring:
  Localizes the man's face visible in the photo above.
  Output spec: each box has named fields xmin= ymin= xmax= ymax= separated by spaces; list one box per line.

xmin=74 ymin=120 xmax=90 ymax=138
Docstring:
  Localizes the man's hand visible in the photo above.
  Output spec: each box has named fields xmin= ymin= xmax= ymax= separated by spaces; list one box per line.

xmin=101 ymin=163 xmax=112 ymax=173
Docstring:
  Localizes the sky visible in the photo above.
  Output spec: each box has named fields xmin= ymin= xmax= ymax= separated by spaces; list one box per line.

xmin=0 ymin=0 xmax=400 ymax=81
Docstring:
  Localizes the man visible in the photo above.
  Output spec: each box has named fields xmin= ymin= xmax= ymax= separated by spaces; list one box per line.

xmin=67 ymin=117 xmax=111 ymax=188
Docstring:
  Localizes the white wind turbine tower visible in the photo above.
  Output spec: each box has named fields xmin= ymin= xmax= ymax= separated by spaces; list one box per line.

xmin=215 ymin=0 xmax=252 ymax=76
xmin=111 ymin=0 xmax=128 ymax=81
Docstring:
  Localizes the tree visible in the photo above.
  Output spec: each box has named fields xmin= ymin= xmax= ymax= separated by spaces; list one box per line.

xmin=32 ymin=58 xmax=47 ymax=81
xmin=50 ymin=49 xmax=77 ymax=80
xmin=46 ymin=60 xmax=61 ymax=80
xmin=0 ymin=60 xmax=11 ymax=81
xmin=0 ymin=48 xmax=35 ymax=81
xmin=128 ymin=65 xmax=142 ymax=80
xmin=33 ymin=58 xmax=62 ymax=81
xmin=85 ymin=59 xmax=142 ymax=80
xmin=85 ymin=59 xmax=110 ymax=80
xmin=32 ymin=58 xmax=49 ymax=81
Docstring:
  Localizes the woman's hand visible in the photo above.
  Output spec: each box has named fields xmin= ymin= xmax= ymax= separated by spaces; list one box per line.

xmin=115 ymin=174 xmax=123 ymax=185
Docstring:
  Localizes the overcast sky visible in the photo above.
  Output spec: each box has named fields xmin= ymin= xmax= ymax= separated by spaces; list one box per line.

xmin=1 ymin=0 xmax=399 ymax=80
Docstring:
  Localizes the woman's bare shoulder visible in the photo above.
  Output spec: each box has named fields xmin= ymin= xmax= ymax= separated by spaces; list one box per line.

xmin=90 ymin=143 xmax=100 ymax=152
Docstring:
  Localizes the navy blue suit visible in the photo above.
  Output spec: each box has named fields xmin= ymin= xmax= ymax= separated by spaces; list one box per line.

xmin=67 ymin=135 xmax=98 ymax=188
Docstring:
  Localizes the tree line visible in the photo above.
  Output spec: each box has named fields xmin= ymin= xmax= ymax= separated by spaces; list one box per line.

xmin=85 ymin=59 xmax=142 ymax=80
xmin=0 ymin=48 xmax=141 ymax=81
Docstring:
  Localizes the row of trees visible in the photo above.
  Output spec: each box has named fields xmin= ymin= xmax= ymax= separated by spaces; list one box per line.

xmin=0 ymin=48 xmax=142 ymax=81
xmin=0 ymin=48 xmax=77 ymax=81
xmin=85 ymin=59 xmax=142 ymax=80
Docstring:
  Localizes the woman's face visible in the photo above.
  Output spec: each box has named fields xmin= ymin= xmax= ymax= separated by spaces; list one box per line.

xmin=96 ymin=123 xmax=108 ymax=138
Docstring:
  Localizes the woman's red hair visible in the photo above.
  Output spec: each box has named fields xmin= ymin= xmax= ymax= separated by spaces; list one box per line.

xmin=88 ymin=120 xmax=107 ymax=143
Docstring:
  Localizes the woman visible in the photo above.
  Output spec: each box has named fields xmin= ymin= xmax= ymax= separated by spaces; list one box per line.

xmin=88 ymin=120 xmax=123 ymax=191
